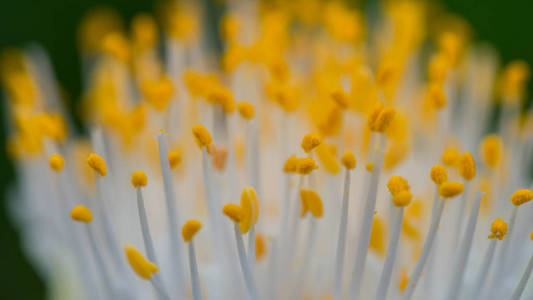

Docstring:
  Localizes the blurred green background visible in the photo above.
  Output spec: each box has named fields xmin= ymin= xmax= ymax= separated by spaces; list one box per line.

xmin=0 ymin=0 xmax=532 ymax=298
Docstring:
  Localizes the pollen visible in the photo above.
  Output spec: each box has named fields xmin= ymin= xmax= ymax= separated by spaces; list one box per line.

xmin=480 ymin=135 xmax=502 ymax=168
xmin=341 ymin=151 xmax=356 ymax=170
xmin=399 ymin=268 xmax=409 ymax=292
xmin=316 ymin=144 xmax=340 ymax=174
xmin=283 ymin=155 xmax=299 ymax=173
xmin=510 ymin=189 xmax=533 ymax=206
xmin=70 ymin=205 xmax=93 ymax=223
xmin=255 ymin=233 xmax=267 ymax=261
xmin=237 ymin=101 xmax=255 ymax=120
xmin=458 ymin=152 xmax=476 ymax=181
xmin=430 ymin=164 xmax=447 ymax=185
xmin=368 ymin=103 xmax=396 ymax=133
xmin=49 ymin=153 xmax=65 ymax=172
xmin=438 ymin=181 xmax=464 ymax=198
xmin=426 ymin=82 xmax=446 ymax=109
xmin=300 ymin=189 xmax=324 ymax=218
xmin=131 ymin=170 xmax=148 ymax=188
xmin=168 ymin=150 xmax=182 ymax=169
xmin=192 ymin=124 xmax=213 ymax=148
xmin=331 ymin=89 xmax=349 ymax=109
xmin=223 ymin=203 xmax=245 ymax=223
xmin=301 ymin=133 xmax=322 ymax=153
xmin=442 ymin=146 xmax=460 ymax=167
xmin=87 ymin=153 xmax=107 ymax=176
xmin=182 ymin=220 xmax=202 ymax=242
xmin=366 ymin=162 xmax=374 ymax=172
xmin=387 ymin=176 xmax=410 ymax=197
xmin=124 ymin=244 xmax=159 ymax=280
xmin=393 ymin=190 xmax=413 ymax=207
xmin=488 ymin=218 xmax=507 ymax=240
xmin=240 ymin=187 xmax=260 ymax=234
xmin=297 ymin=157 xmax=319 ymax=175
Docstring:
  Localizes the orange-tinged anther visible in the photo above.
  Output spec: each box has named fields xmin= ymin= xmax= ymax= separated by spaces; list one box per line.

xmin=488 ymin=218 xmax=507 ymax=240
xmin=510 ymin=189 xmax=533 ymax=206
xmin=480 ymin=135 xmax=502 ymax=168
xmin=49 ymin=153 xmax=65 ymax=172
xmin=182 ymin=220 xmax=202 ymax=242
xmin=255 ymin=233 xmax=267 ymax=261
xmin=212 ymin=145 xmax=228 ymax=171
xmin=192 ymin=125 xmax=213 ymax=148
xmin=300 ymin=189 xmax=324 ymax=218
xmin=87 ymin=153 xmax=107 ymax=176
xmin=438 ymin=181 xmax=464 ymax=198
xmin=341 ymin=151 xmax=356 ymax=170
xmin=237 ymin=101 xmax=255 ymax=120
xmin=71 ymin=205 xmax=93 ymax=223
xmin=240 ymin=187 xmax=260 ymax=234
xmin=168 ymin=150 xmax=182 ymax=169
xmin=387 ymin=176 xmax=410 ymax=197
xmin=459 ymin=152 xmax=476 ymax=181
xmin=283 ymin=155 xmax=299 ymax=173
xmin=223 ymin=203 xmax=245 ymax=223
xmin=124 ymin=244 xmax=158 ymax=279
xmin=430 ymin=164 xmax=448 ymax=185
xmin=131 ymin=170 xmax=147 ymax=188
xmin=297 ymin=157 xmax=319 ymax=175
xmin=301 ymin=133 xmax=322 ymax=153
xmin=399 ymin=268 xmax=409 ymax=292
xmin=393 ymin=190 xmax=412 ymax=207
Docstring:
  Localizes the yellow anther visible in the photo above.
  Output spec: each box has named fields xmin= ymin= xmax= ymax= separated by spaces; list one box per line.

xmin=480 ymin=135 xmax=502 ymax=168
xmin=341 ymin=151 xmax=357 ymax=170
xmin=182 ymin=219 xmax=202 ymax=242
xmin=531 ymin=231 xmax=533 ymax=241
xmin=87 ymin=153 xmax=107 ymax=176
xmin=510 ymin=189 xmax=533 ymax=206
xmin=398 ymin=268 xmax=409 ymax=292
xmin=387 ymin=176 xmax=410 ymax=197
xmin=393 ymin=190 xmax=413 ymax=207
xmin=212 ymin=145 xmax=228 ymax=171
xmin=101 ymin=32 xmax=130 ymax=62
xmin=459 ymin=152 xmax=476 ymax=181
xmin=331 ymin=89 xmax=349 ymax=109
xmin=366 ymin=162 xmax=374 ymax=172
xmin=124 ymin=244 xmax=158 ymax=280
xmin=240 ymin=187 xmax=260 ymax=234
xmin=255 ymin=232 xmax=267 ymax=261
xmin=300 ymin=189 xmax=324 ymax=218
xmin=49 ymin=153 xmax=65 ymax=172
xmin=368 ymin=103 xmax=397 ymax=132
xmin=438 ymin=181 xmax=464 ymax=198
xmin=297 ymin=157 xmax=319 ymax=175
xmin=221 ymin=14 xmax=241 ymax=42
xmin=501 ymin=60 xmax=530 ymax=99
xmin=442 ymin=146 xmax=460 ymax=167
xmin=369 ymin=217 xmax=387 ymax=257
xmin=426 ymin=82 xmax=447 ymax=109
xmin=283 ymin=155 xmax=299 ymax=173
xmin=71 ymin=205 xmax=93 ymax=223
xmin=316 ymin=143 xmax=340 ymax=174
xmin=223 ymin=203 xmax=245 ymax=223
xmin=141 ymin=75 xmax=174 ymax=111
xmin=207 ymin=85 xmax=235 ymax=113
xmin=131 ymin=170 xmax=147 ymax=188
xmin=132 ymin=14 xmax=157 ymax=52
xmin=192 ymin=124 xmax=213 ymax=148
xmin=301 ymin=133 xmax=322 ymax=153
xmin=430 ymin=164 xmax=448 ymax=185
xmin=488 ymin=218 xmax=508 ymax=240
xmin=168 ymin=150 xmax=182 ymax=169
xmin=237 ymin=101 xmax=255 ymax=120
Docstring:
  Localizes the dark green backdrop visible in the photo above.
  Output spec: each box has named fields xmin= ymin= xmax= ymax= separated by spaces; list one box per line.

xmin=0 ymin=0 xmax=532 ymax=298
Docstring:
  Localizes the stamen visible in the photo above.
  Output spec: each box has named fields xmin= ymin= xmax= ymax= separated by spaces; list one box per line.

xmin=509 ymin=232 xmax=533 ymax=300
xmin=182 ymin=220 xmax=203 ymax=300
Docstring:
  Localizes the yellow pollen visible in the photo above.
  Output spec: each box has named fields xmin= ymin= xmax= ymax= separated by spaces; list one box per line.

xmin=366 ymin=162 xmax=374 ymax=172
xmin=369 ymin=217 xmax=387 ymax=257
xmin=341 ymin=151 xmax=357 ymax=170
xmin=70 ymin=205 xmax=93 ymax=223
xmin=300 ymin=189 xmax=323 ymax=218
xmin=255 ymin=233 xmax=267 ymax=261
xmin=237 ymin=101 xmax=255 ymax=120
xmin=192 ymin=124 xmax=213 ymax=148
xmin=368 ymin=103 xmax=397 ymax=132
xmin=459 ymin=152 xmax=476 ymax=181
xmin=240 ymin=187 xmax=260 ymax=234
xmin=168 ymin=150 xmax=182 ymax=169
xmin=393 ymin=190 xmax=413 ymax=207
xmin=315 ymin=143 xmax=340 ymax=174
xmin=426 ymin=82 xmax=447 ymax=109
xmin=283 ymin=155 xmax=299 ymax=173
xmin=331 ymin=89 xmax=349 ymax=109
xmin=212 ymin=145 xmax=228 ymax=171
xmin=223 ymin=203 xmax=245 ymax=223
xmin=141 ymin=75 xmax=174 ymax=111
xmin=510 ymin=189 xmax=533 ymax=206
xmin=442 ymin=146 xmax=460 ymax=167
xmin=387 ymin=176 xmax=410 ymax=197
xmin=480 ymin=135 xmax=502 ymax=168
xmin=49 ymin=153 xmax=65 ymax=172
xmin=438 ymin=181 xmax=464 ymax=198
xmin=430 ymin=164 xmax=448 ymax=185
xmin=530 ymin=231 xmax=533 ymax=241
xmin=488 ymin=218 xmax=508 ymax=240
xmin=297 ymin=157 xmax=319 ymax=175
xmin=399 ymin=268 xmax=409 ymax=292
xmin=124 ymin=244 xmax=158 ymax=280
xmin=131 ymin=170 xmax=147 ymax=188
xmin=301 ymin=133 xmax=322 ymax=153
xmin=182 ymin=219 xmax=202 ymax=242
xmin=87 ymin=153 xmax=107 ymax=176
